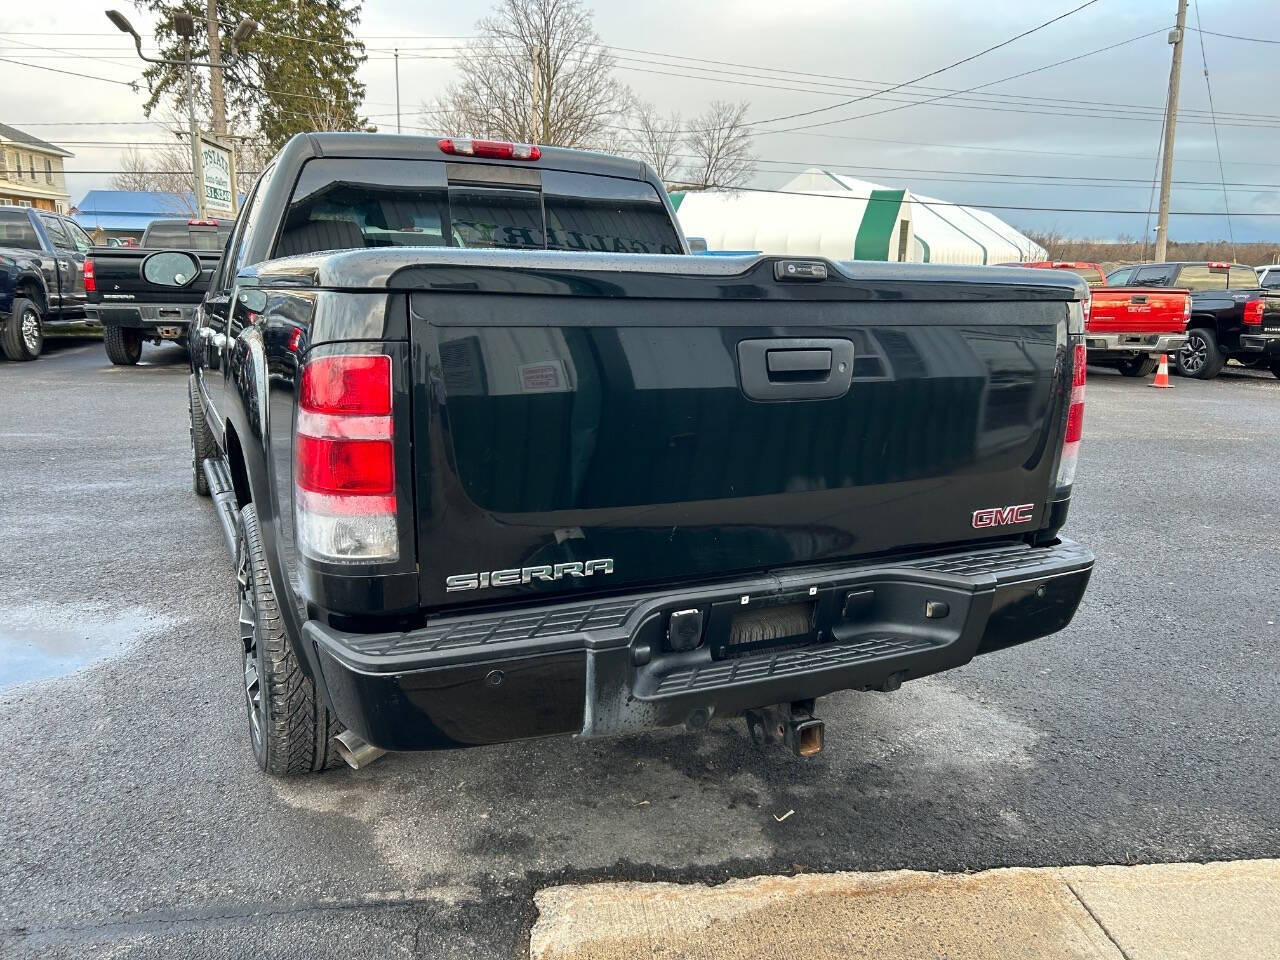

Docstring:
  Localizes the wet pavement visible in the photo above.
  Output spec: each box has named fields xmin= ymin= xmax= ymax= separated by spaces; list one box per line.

xmin=0 ymin=340 xmax=1277 ymax=959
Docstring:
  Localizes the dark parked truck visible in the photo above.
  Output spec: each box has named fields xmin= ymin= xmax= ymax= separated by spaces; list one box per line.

xmin=1111 ymin=261 xmax=1280 ymax=379
xmin=85 ymin=219 xmax=227 ymax=365
xmin=0 ymin=207 xmax=95 ymax=361
xmin=172 ymin=133 xmax=1093 ymax=776
xmin=85 ymin=246 xmax=218 ymax=364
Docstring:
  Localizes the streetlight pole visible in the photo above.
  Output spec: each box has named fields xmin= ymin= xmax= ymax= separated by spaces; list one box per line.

xmin=105 ymin=9 xmax=257 ymax=218
xmin=185 ymin=43 xmax=207 ymax=217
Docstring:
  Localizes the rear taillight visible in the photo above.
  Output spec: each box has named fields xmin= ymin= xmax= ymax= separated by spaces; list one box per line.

xmin=1056 ymin=342 xmax=1086 ymax=491
xmin=1081 ymin=295 xmax=1091 ymax=330
xmin=1243 ymin=300 xmax=1264 ymax=326
xmin=84 ymin=257 xmax=96 ymax=293
xmin=439 ymin=137 xmax=540 ymax=161
xmin=294 ymin=354 xmax=398 ymax=563
xmin=1181 ymin=294 xmax=1191 ymax=325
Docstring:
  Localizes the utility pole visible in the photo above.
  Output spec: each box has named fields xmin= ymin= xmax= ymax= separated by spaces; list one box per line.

xmin=1154 ymin=0 xmax=1188 ymax=262
xmin=394 ymin=48 xmax=401 ymax=133
xmin=206 ymin=0 xmax=227 ymax=136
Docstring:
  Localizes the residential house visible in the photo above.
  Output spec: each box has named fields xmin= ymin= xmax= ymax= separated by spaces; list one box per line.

xmin=0 ymin=123 xmax=73 ymax=213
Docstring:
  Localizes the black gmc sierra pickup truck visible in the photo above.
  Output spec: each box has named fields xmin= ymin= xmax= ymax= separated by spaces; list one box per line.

xmin=168 ymin=132 xmax=1094 ymax=776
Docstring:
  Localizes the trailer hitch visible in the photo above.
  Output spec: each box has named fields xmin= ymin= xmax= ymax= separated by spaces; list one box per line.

xmin=744 ymin=700 xmax=825 ymax=758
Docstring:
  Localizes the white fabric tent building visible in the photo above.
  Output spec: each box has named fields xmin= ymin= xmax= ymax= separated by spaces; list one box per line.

xmin=673 ymin=169 xmax=1046 ymax=265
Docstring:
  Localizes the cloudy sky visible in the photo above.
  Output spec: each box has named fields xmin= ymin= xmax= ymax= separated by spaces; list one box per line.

xmin=4 ymin=0 xmax=1280 ymax=242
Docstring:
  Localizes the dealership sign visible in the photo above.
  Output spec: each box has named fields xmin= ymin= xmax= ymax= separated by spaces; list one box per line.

xmin=200 ymin=137 xmax=234 ymax=215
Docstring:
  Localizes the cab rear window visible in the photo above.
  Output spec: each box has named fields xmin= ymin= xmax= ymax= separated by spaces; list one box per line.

xmin=143 ymin=220 xmax=233 ymax=250
xmin=1174 ymin=264 xmax=1258 ymax=290
xmin=275 ymin=157 xmax=681 ymax=258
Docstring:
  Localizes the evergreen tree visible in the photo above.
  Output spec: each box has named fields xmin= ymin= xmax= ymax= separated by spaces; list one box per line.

xmin=133 ymin=0 xmax=368 ymax=150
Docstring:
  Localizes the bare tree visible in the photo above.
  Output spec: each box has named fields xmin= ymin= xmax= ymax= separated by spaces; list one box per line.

xmin=627 ymin=101 xmax=686 ymax=187
xmin=683 ymin=100 xmax=755 ymax=190
xmin=110 ymin=137 xmax=196 ymax=214
xmin=111 ymin=146 xmax=162 ymax=193
xmin=423 ymin=0 xmax=630 ymax=149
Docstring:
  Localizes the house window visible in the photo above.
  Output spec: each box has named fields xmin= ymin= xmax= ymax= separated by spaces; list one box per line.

xmin=0 ymin=151 xmax=7 ymax=178
xmin=29 ymin=155 xmax=37 ymax=180
xmin=19 ymin=200 xmax=33 ymax=207
xmin=55 ymin=201 xmax=66 ymax=214
xmin=45 ymin=158 xmax=53 ymax=184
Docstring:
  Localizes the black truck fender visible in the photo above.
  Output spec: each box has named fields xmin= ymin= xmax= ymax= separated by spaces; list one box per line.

xmin=1 ymin=261 xmax=49 ymax=317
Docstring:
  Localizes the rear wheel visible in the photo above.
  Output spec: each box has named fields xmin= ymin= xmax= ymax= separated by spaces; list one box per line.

xmin=236 ymin=503 xmax=343 ymax=776
xmin=1177 ymin=328 xmax=1225 ymax=380
xmin=1117 ymin=356 xmax=1158 ymax=378
xmin=104 ymin=325 xmax=143 ymax=366
xmin=2 ymin=297 xmax=43 ymax=361
xmin=188 ymin=375 xmax=214 ymax=496
xmin=1269 ymin=358 xmax=1280 ymax=379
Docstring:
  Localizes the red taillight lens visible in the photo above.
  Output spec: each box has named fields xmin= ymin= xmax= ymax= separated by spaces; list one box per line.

xmin=84 ymin=257 xmax=96 ymax=293
xmin=1081 ymin=295 xmax=1091 ymax=330
xmin=295 ymin=354 xmax=398 ymax=562
xmin=300 ymin=355 xmax=391 ymax=415
xmin=439 ymin=137 xmax=540 ymax=161
xmin=1057 ymin=342 xmax=1086 ymax=489
xmin=1243 ymin=300 xmax=1264 ymax=326
xmin=295 ymin=434 xmax=394 ymax=496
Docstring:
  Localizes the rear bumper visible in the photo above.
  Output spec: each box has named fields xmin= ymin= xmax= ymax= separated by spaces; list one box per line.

xmin=1085 ymin=331 xmax=1187 ymax=354
xmin=91 ymin=303 xmax=196 ymax=333
xmin=1238 ymin=333 xmax=1280 ymax=355
xmin=306 ymin=539 xmax=1093 ymax=752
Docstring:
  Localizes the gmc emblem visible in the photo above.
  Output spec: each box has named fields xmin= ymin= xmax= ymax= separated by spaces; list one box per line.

xmin=972 ymin=504 xmax=1034 ymax=528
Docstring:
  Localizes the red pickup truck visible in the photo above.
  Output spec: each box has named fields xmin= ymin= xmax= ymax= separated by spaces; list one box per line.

xmin=1003 ymin=262 xmax=1189 ymax=377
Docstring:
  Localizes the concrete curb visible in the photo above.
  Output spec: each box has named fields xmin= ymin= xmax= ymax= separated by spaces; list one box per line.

xmin=531 ymin=859 xmax=1280 ymax=960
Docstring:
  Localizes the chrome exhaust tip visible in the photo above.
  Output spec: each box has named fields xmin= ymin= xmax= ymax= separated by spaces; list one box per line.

xmin=333 ymin=730 xmax=388 ymax=770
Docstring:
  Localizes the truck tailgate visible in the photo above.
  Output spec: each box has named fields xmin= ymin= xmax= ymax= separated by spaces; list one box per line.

xmin=406 ymin=256 xmax=1080 ymax=611
xmin=1088 ymin=287 xmax=1188 ymax=335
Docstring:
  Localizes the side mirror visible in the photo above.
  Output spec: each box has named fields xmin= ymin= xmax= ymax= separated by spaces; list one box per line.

xmin=686 ymin=236 xmax=709 ymax=254
xmin=142 ymin=250 xmax=201 ymax=287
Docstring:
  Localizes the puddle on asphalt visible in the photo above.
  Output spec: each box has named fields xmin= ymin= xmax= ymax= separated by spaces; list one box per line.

xmin=0 ymin=605 xmax=171 ymax=690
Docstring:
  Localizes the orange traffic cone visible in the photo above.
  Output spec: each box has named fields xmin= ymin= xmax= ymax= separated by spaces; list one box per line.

xmin=1150 ymin=354 xmax=1172 ymax=388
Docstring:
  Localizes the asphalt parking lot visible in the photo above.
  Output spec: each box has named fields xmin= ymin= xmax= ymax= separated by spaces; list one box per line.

xmin=2 ymin=338 xmax=1278 ymax=959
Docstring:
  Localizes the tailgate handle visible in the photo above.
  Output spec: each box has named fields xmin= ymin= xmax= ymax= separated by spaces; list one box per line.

xmin=738 ymin=338 xmax=855 ymax=401
xmin=767 ymin=349 xmax=831 ymax=377
xmin=1130 ymin=294 xmax=1148 ymax=304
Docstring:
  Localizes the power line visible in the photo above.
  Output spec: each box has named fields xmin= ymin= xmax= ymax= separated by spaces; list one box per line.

xmin=1188 ymin=27 xmax=1280 ymax=44
xmin=1192 ymin=1 xmax=1235 ymax=259
xmin=738 ymin=0 xmax=1102 ymax=130
xmin=0 ymin=56 xmax=138 ymax=87
xmin=762 ymin=29 xmax=1169 ymax=135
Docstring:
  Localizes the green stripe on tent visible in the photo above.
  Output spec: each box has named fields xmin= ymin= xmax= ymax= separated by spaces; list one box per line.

xmin=853 ymin=189 xmax=905 ymax=261
xmin=669 ymin=191 xmax=685 ymax=211
xmin=918 ymin=237 xmax=931 ymax=263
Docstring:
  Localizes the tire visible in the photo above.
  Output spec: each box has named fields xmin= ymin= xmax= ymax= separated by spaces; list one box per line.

xmin=1117 ymin=356 xmax=1158 ymax=378
xmin=188 ymin=375 xmax=214 ymax=497
xmin=2 ymin=297 xmax=43 ymax=361
xmin=1269 ymin=358 xmax=1280 ymax=379
xmin=1177 ymin=327 xmax=1226 ymax=380
xmin=103 ymin=325 xmax=143 ymax=366
xmin=236 ymin=503 xmax=343 ymax=776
